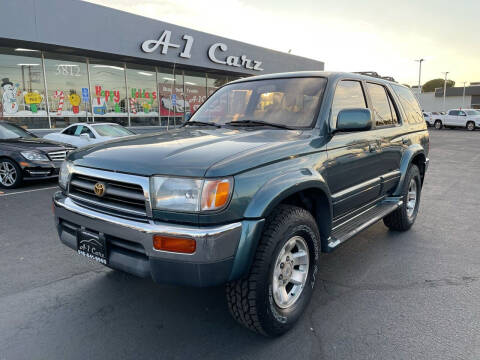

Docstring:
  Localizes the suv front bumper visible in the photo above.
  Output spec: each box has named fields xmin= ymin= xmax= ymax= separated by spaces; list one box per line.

xmin=53 ymin=192 xmax=263 ymax=287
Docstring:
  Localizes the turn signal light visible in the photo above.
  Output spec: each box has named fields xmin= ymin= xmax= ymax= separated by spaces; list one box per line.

xmin=201 ymin=179 xmax=232 ymax=210
xmin=153 ymin=235 xmax=196 ymax=254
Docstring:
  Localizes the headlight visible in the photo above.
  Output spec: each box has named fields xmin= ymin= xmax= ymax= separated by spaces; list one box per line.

xmin=58 ymin=161 xmax=73 ymax=189
xmin=151 ymin=176 xmax=233 ymax=212
xmin=20 ymin=150 xmax=49 ymax=162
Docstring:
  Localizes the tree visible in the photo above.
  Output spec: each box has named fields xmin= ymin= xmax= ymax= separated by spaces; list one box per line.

xmin=422 ymin=78 xmax=455 ymax=92
xmin=402 ymin=84 xmax=411 ymax=88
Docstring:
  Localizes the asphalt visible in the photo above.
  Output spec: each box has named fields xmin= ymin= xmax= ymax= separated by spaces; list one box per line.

xmin=1 ymin=129 xmax=479 ymax=360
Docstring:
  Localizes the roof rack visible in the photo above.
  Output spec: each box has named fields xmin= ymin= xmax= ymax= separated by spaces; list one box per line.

xmin=354 ymin=71 xmax=396 ymax=82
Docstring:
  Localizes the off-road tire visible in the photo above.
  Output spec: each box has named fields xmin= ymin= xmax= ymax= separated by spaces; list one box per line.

xmin=383 ymin=164 xmax=421 ymax=231
xmin=226 ymin=205 xmax=320 ymax=337
xmin=0 ymin=158 xmax=23 ymax=189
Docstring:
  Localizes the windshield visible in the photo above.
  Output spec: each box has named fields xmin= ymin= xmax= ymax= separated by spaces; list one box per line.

xmin=0 ymin=123 xmax=35 ymax=140
xmin=93 ymin=124 xmax=134 ymax=137
xmin=190 ymin=77 xmax=327 ymax=128
xmin=466 ymin=110 xmax=480 ymax=115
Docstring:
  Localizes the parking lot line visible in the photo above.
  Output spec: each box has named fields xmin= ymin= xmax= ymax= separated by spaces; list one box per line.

xmin=0 ymin=186 xmax=58 ymax=197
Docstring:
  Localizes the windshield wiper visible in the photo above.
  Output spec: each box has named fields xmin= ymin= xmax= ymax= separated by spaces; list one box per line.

xmin=224 ymin=120 xmax=294 ymax=130
xmin=183 ymin=120 xmax=221 ymax=128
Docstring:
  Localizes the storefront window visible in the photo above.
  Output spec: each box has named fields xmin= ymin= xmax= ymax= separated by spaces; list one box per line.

xmin=89 ymin=59 xmax=127 ymax=126
xmin=173 ymin=70 xmax=185 ymax=125
xmin=126 ymin=64 xmax=158 ymax=126
xmin=157 ymin=67 xmax=175 ymax=126
xmin=43 ymin=53 xmax=89 ymax=128
xmin=184 ymin=71 xmax=207 ymax=119
xmin=0 ymin=47 xmax=48 ymax=128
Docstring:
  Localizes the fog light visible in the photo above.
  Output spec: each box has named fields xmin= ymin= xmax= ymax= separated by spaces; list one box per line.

xmin=153 ymin=235 xmax=196 ymax=254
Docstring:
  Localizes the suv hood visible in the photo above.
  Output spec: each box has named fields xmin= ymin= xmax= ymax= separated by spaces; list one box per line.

xmin=0 ymin=137 xmax=67 ymax=152
xmin=69 ymin=127 xmax=310 ymax=177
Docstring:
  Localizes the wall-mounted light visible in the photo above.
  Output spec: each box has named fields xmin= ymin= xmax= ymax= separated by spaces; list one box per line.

xmin=14 ymin=48 xmax=40 ymax=52
xmin=92 ymin=65 xmax=124 ymax=71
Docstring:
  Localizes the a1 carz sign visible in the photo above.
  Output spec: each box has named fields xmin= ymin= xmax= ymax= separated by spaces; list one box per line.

xmin=141 ymin=30 xmax=264 ymax=71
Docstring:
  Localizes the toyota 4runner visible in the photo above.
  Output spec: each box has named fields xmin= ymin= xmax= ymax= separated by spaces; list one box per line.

xmin=53 ymin=72 xmax=429 ymax=336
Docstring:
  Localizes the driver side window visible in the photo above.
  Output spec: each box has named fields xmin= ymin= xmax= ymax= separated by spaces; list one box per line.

xmin=62 ymin=125 xmax=78 ymax=136
xmin=331 ymin=80 xmax=367 ymax=124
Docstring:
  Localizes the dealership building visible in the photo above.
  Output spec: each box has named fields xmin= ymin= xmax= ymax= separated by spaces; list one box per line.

xmin=0 ymin=0 xmax=324 ymax=130
xmin=418 ymin=85 xmax=480 ymax=112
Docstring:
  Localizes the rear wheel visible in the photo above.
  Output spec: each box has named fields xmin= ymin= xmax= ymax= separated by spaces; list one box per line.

xmin=0 ymin=159 xmax=22 ymax=189
xmin=434 ymin=120 xmax=443 ymax=129
xmin=383 ymin=164 xmax=421 ymax=231
xmin=467 ymin=121 xmax=475 ymax=131
xmin=226 ymin=205 xmax=320 ymax=337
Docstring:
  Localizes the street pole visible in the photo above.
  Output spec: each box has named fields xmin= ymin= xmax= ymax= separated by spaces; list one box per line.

xmin=415 ymin=58 xmax=424 ymax=98
xmin=462 ymin=81 xmax=467 ymax=109
xmin=442 ymin=72 xmax=449 ymax=112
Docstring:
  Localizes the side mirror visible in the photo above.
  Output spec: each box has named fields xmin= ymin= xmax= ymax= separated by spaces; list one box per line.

xmin=335 ymin=108 xmax=373 ymax=133
xmin=79 ymin=133 xmax=90 ymax=140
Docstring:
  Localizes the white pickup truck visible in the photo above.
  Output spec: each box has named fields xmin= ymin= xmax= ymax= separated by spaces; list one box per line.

xmin=432 ymin=109 xmax=480 ymax=131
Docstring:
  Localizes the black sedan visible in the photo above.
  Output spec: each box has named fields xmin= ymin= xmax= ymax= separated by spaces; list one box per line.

xmin=0 ymin=121 xmax=74 ymax=188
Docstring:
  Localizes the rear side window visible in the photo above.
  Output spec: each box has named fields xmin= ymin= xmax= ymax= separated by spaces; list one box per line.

xmin=449 ymin=110 xmax=459 ymax=116
xmin=331 ymin=80 xmax=367 ymax=124
xmin=367 ymin=83 xmax=398 ymax=126
xmin=391 ymin=85 xmax=424 ymax=124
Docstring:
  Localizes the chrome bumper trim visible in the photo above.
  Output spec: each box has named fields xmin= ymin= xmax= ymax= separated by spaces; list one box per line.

xmin=54 ymin=192 xmax=242 ymax=263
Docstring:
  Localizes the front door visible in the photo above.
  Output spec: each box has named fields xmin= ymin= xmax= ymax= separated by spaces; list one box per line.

xmin=326 ymin=80 xmax=383 ymax=219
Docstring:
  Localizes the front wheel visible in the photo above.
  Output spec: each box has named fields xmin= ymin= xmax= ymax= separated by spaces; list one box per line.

xmin=434 ymin=120 xmax=443 ymax=129
xmin=467 ymin=121 xmax=475 ymax=131
xmin=226 ymin=205 xmax=320 ymax=336
xmin=0 ymin=159 xmax=23 ymax=189
xmin=383 ymin=164 xmax=421 ymax=231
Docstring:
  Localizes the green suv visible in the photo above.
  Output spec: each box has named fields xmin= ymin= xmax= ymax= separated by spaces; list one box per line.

xmin=53 ymin=72 xmax=429 ymax=336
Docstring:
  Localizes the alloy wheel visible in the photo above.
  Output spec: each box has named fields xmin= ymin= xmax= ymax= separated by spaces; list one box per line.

xmin=272 ymin=235 xmax=310 ymax=309
xmin=0 ymin=161 xmax=17 ymax=187
xmin=406 ymin=178 xmax=417 ymax=219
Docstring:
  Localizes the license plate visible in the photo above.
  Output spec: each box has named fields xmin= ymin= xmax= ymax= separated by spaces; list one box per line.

xmin=77 ymin=230 xmax=108 ymax=265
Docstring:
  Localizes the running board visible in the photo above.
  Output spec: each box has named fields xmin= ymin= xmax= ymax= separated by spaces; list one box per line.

xmin=327 ymin=197 xmax=403 ymax=250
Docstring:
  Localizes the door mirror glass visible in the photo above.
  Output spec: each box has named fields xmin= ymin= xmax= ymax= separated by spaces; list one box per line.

xmin=335 ymin=108 xmax=373 ymax=132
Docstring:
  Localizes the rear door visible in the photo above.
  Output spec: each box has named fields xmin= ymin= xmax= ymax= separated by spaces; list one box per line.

xmin=365 ymin=82 xmax=403 ymax=196
xmin=457 ymin=110 xmax=467 ymax=127
xmin=445 ymin=110 xmax=458 ymax=126
xmin=326 ymin=80 xmax=383 ymax=218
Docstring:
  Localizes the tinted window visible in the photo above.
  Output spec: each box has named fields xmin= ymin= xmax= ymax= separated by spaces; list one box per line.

xmin=449 ymin=110 xmax=459 ymax=116
xmin=367 ymin=83 xmax=398 ymax=126
xmin=391 ymin=85 xmax=424 ymax=124
xmin=331 ymin=80 xmax=367 ymax=124
xmin=192 ymin=77 xmax=327 ymax=128
xmin=62 ymin=125 xmax=78 ymax=136
xmin=458 ymin=111 xmax=466 ymax=116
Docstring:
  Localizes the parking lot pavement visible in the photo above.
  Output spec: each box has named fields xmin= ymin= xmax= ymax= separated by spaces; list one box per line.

xmin=1 ymin=129 xmax=480 ymax=360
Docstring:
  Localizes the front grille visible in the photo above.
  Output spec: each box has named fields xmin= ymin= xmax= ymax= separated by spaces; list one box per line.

xmin=47 ymin=150 xmax=67 ymax=161
xmin=68 ymin=173 xmax=148 ymax=220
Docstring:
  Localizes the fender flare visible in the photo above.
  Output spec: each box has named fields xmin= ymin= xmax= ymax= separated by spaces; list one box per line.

xmin=243 ymin=168 xmax=332 ymax=219
xmin=393 ymin=144 xmax=426 ymax=196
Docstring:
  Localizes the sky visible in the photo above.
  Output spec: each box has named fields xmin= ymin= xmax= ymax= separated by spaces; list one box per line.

xmin=85 ymin=0 xmax=480 ymax=86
